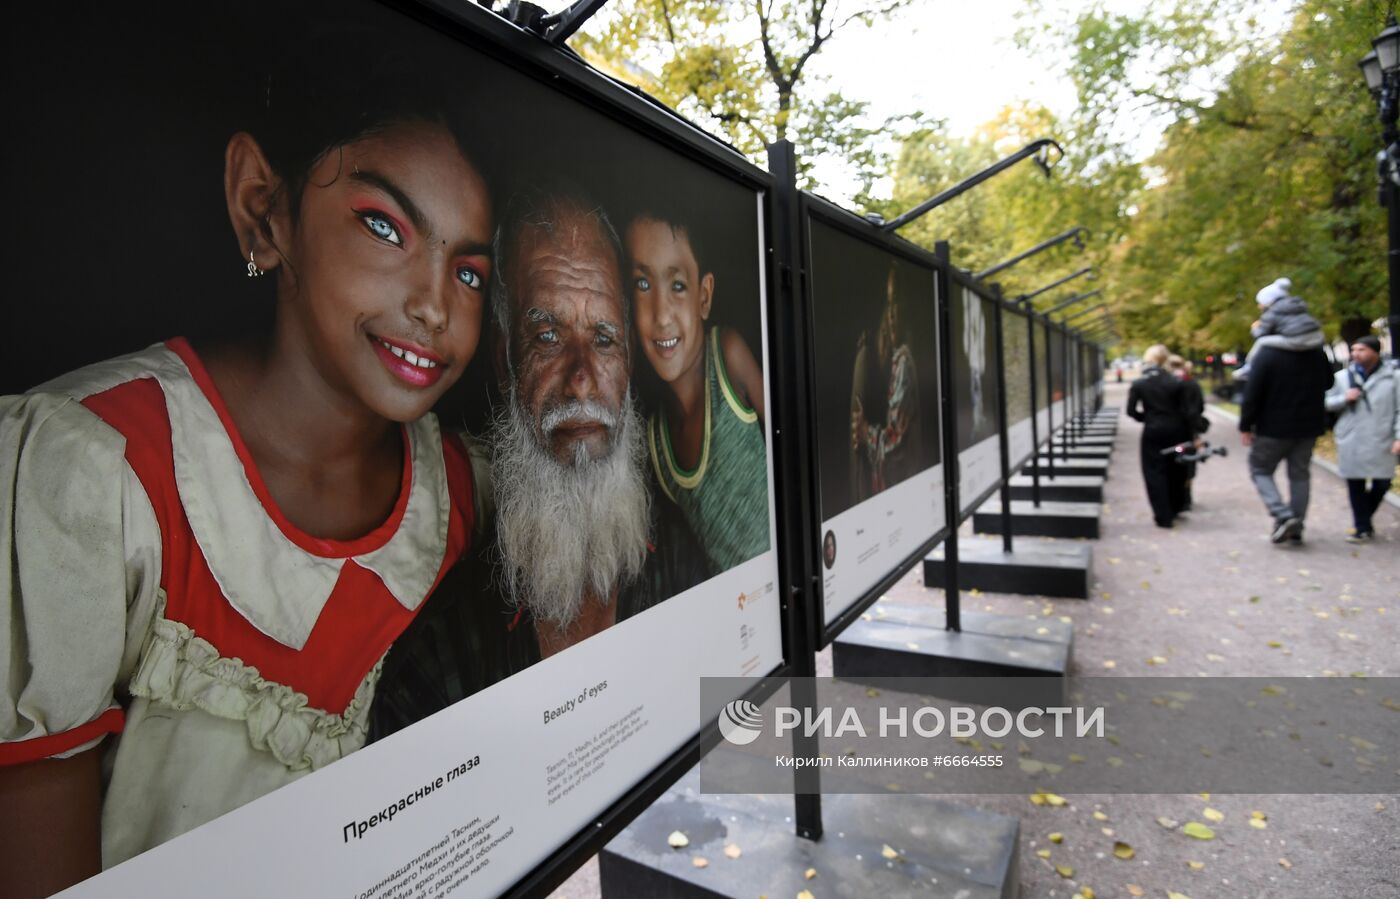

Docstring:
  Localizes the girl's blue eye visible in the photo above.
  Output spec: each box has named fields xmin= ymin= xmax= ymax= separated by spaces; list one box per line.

xmin=457 ymin=267 xmax=483 ymax=290
xmin=362 ymin=212 xmax=402 ymax=246
xmin=635 ymin=276 xmax=651 ymax=292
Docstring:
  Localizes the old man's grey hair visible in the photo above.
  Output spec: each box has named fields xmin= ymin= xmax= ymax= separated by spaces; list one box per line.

xmin=491 ymin=184 xmax=630 ymax=370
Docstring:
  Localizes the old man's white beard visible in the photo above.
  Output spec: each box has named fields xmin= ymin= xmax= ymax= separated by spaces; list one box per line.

xmin=491 ymin=389 xmax=650 ymax=629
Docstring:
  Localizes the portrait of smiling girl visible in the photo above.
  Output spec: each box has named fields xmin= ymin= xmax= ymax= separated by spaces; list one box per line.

xmin=0 ymin=34 xmax=492 ymax=896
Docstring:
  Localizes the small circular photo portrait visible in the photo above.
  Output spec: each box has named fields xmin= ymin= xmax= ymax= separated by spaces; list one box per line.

xmin=822 ymin=530 xmax=837 ymax=570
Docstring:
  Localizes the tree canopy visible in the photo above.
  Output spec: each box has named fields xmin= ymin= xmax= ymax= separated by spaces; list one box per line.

xmin=1006 ymin=0 xmax=1390 ymax=352
xmin=575 ymin=0 xmax=915 ymax=194
xmin=577 ymin=0 xmax=1395 ymax=352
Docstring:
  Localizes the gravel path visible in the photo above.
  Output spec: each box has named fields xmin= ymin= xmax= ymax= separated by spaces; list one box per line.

xmin=551 ymin=381 xmax=1399 ymax=899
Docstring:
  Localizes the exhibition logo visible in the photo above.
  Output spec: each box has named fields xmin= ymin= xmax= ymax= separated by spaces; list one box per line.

xmin=717 ymin=699 xmax=764 ymax=746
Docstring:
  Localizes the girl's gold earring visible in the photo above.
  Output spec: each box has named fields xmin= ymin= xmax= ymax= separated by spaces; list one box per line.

xmin=246 ymin=251 xmax=265 ymax=278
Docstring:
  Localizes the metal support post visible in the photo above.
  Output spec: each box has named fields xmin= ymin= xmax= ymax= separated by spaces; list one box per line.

xmin=936 ymin=242 xmax=962 ymax=632
xmin=992 ymin=288 xmax=1014 ymax=553
xmin=765 ymin=141 xmax=822 ymax=841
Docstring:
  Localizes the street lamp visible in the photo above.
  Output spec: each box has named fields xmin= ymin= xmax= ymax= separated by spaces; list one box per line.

xmin=1360 ymin=16 xmax=1400 ymax=351
xmin=1019 ymin=267 xmax=1095 ymax=305
xmin=976 ymin=226 xmax=1088 ymax=280
xmin=1043 ymin=288 xmax=1103 ymax=317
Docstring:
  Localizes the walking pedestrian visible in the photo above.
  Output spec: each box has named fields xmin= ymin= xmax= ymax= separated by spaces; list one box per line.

xmin=1324 ymin=335 xmax=1400 ymax=542
xmin=1238 ymin=281 xmax=1334 ymax=544
xmin=1127 ymin=345 xmax=1194 ymax=527
xmin=1168 ymin=355 xmax=1207 ymax=510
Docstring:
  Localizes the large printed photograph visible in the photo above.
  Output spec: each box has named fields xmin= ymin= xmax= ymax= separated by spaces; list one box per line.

xmin=806 ymin=221 xmax=942 ymax=520
xmin=950 ymin=285 xmax=1003 ymax=453
xmin=1034 ymin=319 xmax=1052 ymax=411
xmin=1 ymin=1 xmax=775 ymax=893
xmin=1050 ymin=328 xmax=1069 ymax=403
xmin=1003 ymin=306 xmax=1033 ymax=428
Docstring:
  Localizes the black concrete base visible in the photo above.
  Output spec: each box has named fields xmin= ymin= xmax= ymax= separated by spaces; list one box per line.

xmin=1007 ymin=473 xmax=1105 ymax=503
xmin=1027 ymin=456 xmax=1109 ymax=478
xmin=1040 ymin=444 xmax=1111 ymax=459
xmin=832 ymin=606 xmax=1072 ymax=703
xmin=600 ymin=771 xmax=1020 ymax=899
xmin=923 ymin=536 xmax=1093 ymax=598
xmin=1053 ymin=434 xmax=1115 ymax=446
xmin=972 ymin=499 xmax=1101 ymax=539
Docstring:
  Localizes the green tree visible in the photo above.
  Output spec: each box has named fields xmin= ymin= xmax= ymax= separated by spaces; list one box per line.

xmin=1024 ymin=0 xmax=1391 ymax=353
xmin=575 ymin=0 xmax=916 ymax=193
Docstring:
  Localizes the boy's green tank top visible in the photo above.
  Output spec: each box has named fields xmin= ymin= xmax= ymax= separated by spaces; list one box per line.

xmin=647 ymin=327 xmax=770 ymax=572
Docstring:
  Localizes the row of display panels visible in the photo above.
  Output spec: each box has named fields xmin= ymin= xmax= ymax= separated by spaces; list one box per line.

xmin=0 ymin=2 xmax=1101 ymax=896
xmin=803 ymin=206 xmax=1087 ymax=632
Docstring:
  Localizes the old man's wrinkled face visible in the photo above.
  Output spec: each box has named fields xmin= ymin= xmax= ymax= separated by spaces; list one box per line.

xmin=508 ymin=212 xmax=631 ymax=465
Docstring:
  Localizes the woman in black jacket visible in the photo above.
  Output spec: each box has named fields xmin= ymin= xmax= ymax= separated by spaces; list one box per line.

xmin=1127 ymin=345 xmax=1194 ymax=527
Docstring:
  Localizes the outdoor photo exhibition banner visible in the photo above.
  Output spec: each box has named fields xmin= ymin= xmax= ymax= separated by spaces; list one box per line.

xmin=1033 ymin=318 xmax=1052 ymax=440
xmin=4 ymin=2 xmax=784 ymax=896
xmin=1002 ymin=305 xmax=1036 ymax=470
xmin=804 ymin=218 xmax=945 ymax=625
xmin=1050 ymin=327 xmax=1069 ymax=423
xmin=950 ymin=284 xmax=1005 ymax=513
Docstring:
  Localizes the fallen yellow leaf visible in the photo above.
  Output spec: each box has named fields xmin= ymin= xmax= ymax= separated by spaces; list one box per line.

xmin=667 ymin=831 xmax=690 ymax=848
xmin=1279 ymin=857 xmax=1293 ymax=869
xmin=1048 ymin=832 xmax=1063 ymax=843
xmin=692 ymin=857 xmax=709 ymax=868
xmin=1055 ymin=864 xmax=1074 ymax=878
xmin=1202 ymin=807 xmax=1224 ymax=823
xmin=804 ymin=868 xmax=817 ymax=880
xmin=1187 ymin=860 xmax=1205 ymax=871
xmin=1036 ymin=849 xmax=1052 ymax=859
xmin=797 ymin=891 xmax=815 ymax=899
xmin=1156 ymin=816 xmax=1179 ymax=830
xmin=1126 ymin=885 xmax=1144 ymax=897
xmin=1113 ymin=841 xmax=1135 ymax=860
xmin=1181 ymin=822 xmax=1215 ymax=840
xmin=1092 ymin=810 xmax=1109 ymax=821
xmin=1167 ymin=892 xmax=1192 ymax=899
xmin=1249 ymin=818 xmax=1267 ymax=830
xmin=880 ymin=845 xmax=898 ymax=860
xmin=724 ymin=844 xmax=742 ymax=859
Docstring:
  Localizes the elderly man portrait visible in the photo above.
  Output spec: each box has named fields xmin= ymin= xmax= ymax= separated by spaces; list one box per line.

xmin=371 ymin=187 xmax=709 ymax=737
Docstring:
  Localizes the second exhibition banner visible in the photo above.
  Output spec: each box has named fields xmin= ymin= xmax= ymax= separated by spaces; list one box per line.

xmin=803 ymin=212 xmax=946 ymax=626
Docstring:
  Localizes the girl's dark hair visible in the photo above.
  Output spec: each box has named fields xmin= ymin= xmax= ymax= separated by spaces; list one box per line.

xmin=255 ymin=24 xmax=496 ymax=219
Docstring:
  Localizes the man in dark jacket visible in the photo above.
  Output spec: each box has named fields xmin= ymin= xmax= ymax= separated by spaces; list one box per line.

xmin=1239 ymin=339 xmax=1335 ymax=543
xmin=1127 ymin=344 xmax=1194 ymax=527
